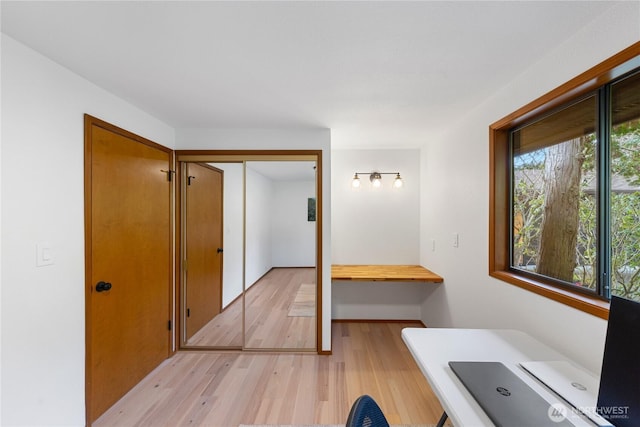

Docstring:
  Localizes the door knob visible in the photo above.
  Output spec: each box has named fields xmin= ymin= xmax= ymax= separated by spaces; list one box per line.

xmin=96 ymin=281 xmax=112 ymax=292
xmin=217 ymin=248 xmax=224 ymax=253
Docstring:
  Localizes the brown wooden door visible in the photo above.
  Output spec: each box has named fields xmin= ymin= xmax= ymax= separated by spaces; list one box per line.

xmin=185 ymin=163 xmax=223 ymax=341
xmin=85 ymin=116 xmax=172 ymax=423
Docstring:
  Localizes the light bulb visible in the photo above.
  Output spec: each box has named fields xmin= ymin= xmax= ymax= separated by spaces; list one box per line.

xmin=352 ymin=174 xmax=361 ymax=188
xmin=370 ymin=172 xmax=382 ymax=188
xmin=394 ymin=173 xmax=403 ymax=188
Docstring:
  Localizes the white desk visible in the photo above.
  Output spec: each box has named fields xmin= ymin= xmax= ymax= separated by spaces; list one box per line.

xmin=402 ymin=328 xmax=600 ymax=427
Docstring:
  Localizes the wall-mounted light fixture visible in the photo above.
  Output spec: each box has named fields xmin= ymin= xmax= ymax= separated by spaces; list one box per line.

xmin=352 ymin=172 xmax=403 ymax=188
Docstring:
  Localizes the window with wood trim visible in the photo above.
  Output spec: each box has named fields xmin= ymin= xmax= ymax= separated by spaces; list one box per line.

xmin=490 ymin=43 xmax=640 ymax=318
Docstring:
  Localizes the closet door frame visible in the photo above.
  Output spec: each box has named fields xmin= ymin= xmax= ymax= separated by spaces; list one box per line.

xmin=174 ymin=150 xmax=323 ymax=353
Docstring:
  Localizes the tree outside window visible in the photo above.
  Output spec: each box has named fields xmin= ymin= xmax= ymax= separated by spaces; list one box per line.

xmin=510 ymin=71 xmax=640 ymax=303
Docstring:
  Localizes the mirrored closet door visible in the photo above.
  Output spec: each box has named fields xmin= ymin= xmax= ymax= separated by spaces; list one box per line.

xmin=244 ymin=161 xmax=317 ymax=350
xmin=181 ymin=162 xmax=244 ymax=348
xmin=177 ymin=152 xmax=321 ymax=352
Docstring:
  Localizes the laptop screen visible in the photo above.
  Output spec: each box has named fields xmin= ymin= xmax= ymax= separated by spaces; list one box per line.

xmin=596 ymin=296 xmax=640 ymax=426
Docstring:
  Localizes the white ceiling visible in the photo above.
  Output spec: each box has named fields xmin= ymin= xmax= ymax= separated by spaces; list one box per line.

xmin=1 ymin=1 xmax=618 ymax=149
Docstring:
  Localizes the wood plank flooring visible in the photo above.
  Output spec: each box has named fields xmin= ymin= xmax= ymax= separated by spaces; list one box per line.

xmin=245 ymin=268 xmax=316 ymax=349
xmin=186 ymin=268 xmax=316 ymax=349
xmin=186 ymin=295 xmax=243 ymax=347
xmin=93 ymin=322 xmax=447 ymax=427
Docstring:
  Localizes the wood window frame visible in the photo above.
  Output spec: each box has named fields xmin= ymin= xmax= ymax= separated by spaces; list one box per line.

xmin=489 ymin=42 xmax=640 ymax=320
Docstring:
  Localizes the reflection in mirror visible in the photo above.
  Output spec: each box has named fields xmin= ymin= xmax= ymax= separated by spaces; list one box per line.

xmin=180 ymin=158 xmax=318 ymax=351
xmin=244 ymin=161 xmax=317 ymax=350
xmin=184 ymin=162 xmax=244 ymax=348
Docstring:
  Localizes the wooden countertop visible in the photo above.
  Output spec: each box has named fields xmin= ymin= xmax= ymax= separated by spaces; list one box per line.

xmin=331 ymin=264 xmax=443 ymax=283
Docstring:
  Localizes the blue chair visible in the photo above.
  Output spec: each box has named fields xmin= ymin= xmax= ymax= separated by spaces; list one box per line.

xmin=346 ymin=394 xmax=390 ymax=427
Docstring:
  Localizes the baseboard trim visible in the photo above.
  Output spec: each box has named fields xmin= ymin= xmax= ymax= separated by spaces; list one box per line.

xmin=222 ymin=292 xmax=242 ymax=312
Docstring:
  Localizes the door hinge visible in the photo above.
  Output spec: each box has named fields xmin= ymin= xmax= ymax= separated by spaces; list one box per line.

xmin=161 ymin=169 xmax=175 ymax=182
xmin=187 ymin=308 xmax=190 ymax=317
xmin=168 ymin=320 xmax=172 ymax=331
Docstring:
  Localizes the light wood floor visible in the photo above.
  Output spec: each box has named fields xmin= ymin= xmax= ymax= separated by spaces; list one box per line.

xmin=186 ymin=268 xmax=316 ymax=349
xmin=93 ymin=322 xmax=447 ymax=427
xmin=245 ymin=268 xmax=316 ymax=349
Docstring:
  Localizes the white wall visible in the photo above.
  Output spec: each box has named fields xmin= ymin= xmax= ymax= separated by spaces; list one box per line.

xmin=210 ymin=163 xmax=244 ymax=308
xmin=210 ymin=164 xmax=316 ymax=302
xmin=175 ymin=128 xmax=332 ymax=351
xmin=331 ymin=149 xmax=425 ymax=319
xmin=419 ymin=2 xmax=640 ymax=374
xmin=245 ymin=167 xmax=275 ymax=287
xmin=1 ymin=35 xmax=175 ymax=426
xmin=271 ymin=180 xmax=316 ymax=267
xmin=331 ymin=149 xmax=420 ymax=264
xmin=332 ymin=282 xmax=427 ymax=320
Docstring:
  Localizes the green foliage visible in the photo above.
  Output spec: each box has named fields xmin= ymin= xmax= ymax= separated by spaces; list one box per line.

xmin=612 ymin=119 xmax=640 ymax=186
xmin=575 ymin=194 xmax=597 ymax=290
xmin=610 ymin=118 xmax=640 ymax=300
xmin=512 ymin=118 xmax=640 ymax=302
xmin=610 ymin=193 xmax=640 ymax=300
xmin=512 ymin=166 xmax=544 ymax=269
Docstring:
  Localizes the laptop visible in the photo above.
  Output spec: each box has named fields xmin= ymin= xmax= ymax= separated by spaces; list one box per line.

xmin=596 ymin=296 xmax=640 ymax=427
xmin=449 ymin=361 xmax=575 ymax=427
xmin=520 ymin=360 xmax=609 ymax=425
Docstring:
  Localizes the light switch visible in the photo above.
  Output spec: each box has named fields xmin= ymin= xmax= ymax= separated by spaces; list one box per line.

xmin=36 ymin=242 xmax=54 ymax=267
xmin=452 ymin=233 xmax=459 ymax=248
